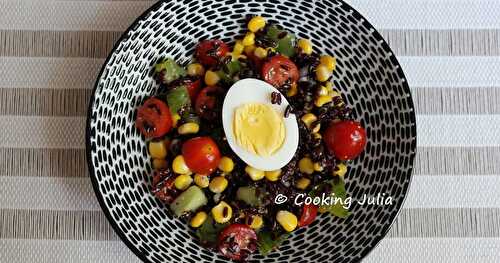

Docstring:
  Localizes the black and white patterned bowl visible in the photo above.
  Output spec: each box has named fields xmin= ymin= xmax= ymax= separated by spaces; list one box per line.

xmin=86 ymin=1 xmax=417 ymax=262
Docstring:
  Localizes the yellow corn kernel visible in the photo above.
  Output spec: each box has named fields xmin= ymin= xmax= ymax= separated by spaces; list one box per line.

xmin=311 ymin=121 xmax=321 ymax=133
xmin=297 ymin=39 xmax=313 ymax=55
xmin=174 ymin=174 xmax=193 ymax=190
xmin=295 ymin=177 xmax=311 ymax=190
xmin=333 ymin=163 xmax=348 ymax=177
xmin=325 ymin=81 xmax=333 ymax=89
xmin=318 ymin=86 xmax=330 ymax=96
xmin=299 ymin=157 xmax=314 ymax=174
xmin=315 ymin=64 xmax=332 ymax=82
xmin=149 ymin=140 xmax=168 ymax=159
xmin=276 ymin=210 xmax=298 ymax=232
xmin=312 ymin=132 xmax=322 ymax=140
xmin=187 ymin=63 xmax=205 ymax=77
xmin=301 ymin=113 xmax=317 ymax=129
xmin=242 ymin=32 xmax=255 ymax=46
xmin=320 ymin=55 xmax=336 ymax=71
xmin=194 ymin=174 xmax=209 ymax=188
xmin=172 ymin=155 xmax=191 ymax=174
xmin=315 ymin=95 xmax=333 ymax=107
xmin=287 ymin=82 xmax=298 ymax=97
xmin=248 ymin=16 xmax=266 ymax=32
xmin=204 ymin=70 xmax=220 ymax=86
xmin=152 ymin=158 xmax=168 ymax=170
xmin=218 ymin=156 xmax=234 ymax=173
xmin=212 ymin=201 xmax=232 ymax=224
xmin=190 ymin=211 xmax=208 ymax=228
xmin=313 ymin=162 xmax=324 ymax=172
xmin=248 ymin=215 xmax=264 ymax=229
xmin=172 ymin=113 xmax=181 ymax=128
xmin=253 ymin=47 xmax=268 ymax=59
xmin=264 ymin=169 xmax=281 ymax=182
xmin=244 ymin=45 xmax=256 ymax=56
xmin=178 ymin=122 xmax=199 ymax=135
xmin=233 ymin=40 xmax=244 ymax=55
xmin=245 ymin=165 xmax=265 ymax=181
xmin=209 ymin=176 xmax=228 ymax=193
xmin=329 ymin=89 xmax=341 ymax=98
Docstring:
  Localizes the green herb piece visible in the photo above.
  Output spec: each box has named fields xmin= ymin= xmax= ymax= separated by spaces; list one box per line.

xmin=257 ymin=231 xmax=290 ymax=255
xmin=266 ymin=25 xmax=296 ymax=57
xmin=217 ymin=60 xmax=241 ymax=84
xmin=154 ymin=58 xmax=186 ymax=84
xmin=196 ymin=215 xmax=228 ymax=244
xmin=319 ymin=177 xmax=351 ymax=219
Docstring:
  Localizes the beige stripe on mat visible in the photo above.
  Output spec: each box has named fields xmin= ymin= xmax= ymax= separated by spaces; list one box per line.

xmin=1 ymin=208 xmax=498 ymax=240
xmin=0 ymin=88 xmax=92 ymax=116
xmin=2 ymin=29 xmax=500 ymax=58
xmin=411 ymin=87 xmax=500 ymax=114
xmin=0 ymin=148 xmax=87 ymax=178
xmin=0 ymin=30 xmax=121 ymax=58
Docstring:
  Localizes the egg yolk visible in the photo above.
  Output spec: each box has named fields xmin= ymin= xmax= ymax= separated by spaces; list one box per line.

xmin=233 ymin=103 xmax=285 ymax=156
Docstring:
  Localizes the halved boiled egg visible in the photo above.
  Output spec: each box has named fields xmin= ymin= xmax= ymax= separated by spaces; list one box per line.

xmin=222 ymin=78 xmax=299 ymax=171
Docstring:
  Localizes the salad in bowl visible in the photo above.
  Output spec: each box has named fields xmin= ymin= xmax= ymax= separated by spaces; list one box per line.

xmin=134 ymin=16 xmax=366 ymax=261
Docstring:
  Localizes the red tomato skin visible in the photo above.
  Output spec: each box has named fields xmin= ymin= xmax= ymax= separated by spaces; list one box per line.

xmin=194 ymin=86 xmax=224 ymax=120
xmin=182 ymin=137 xmax=221 ymax=174
xmin=218 ymin=224 xmax=258 ymax=261
xmin=298 ymin=204 xmax=318 ymax=227
xmin=184 ymin=78 xmax=202 ymax=101
xmin=323 ymin=120 xmax=367 ymax=160
xmin=195 ymin=40 xmax=230 ymax=67
xmin=261 ymin=55 xmax=299 ymax=87
xmin=135 ymin=97 xmax=173 ymax=138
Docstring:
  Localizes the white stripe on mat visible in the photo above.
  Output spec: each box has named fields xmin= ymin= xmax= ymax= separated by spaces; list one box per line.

xmin=1 ymin=238 xmax=499 ymax=263
xmin=0 ymin=239 xmax=140 ymax=263
xmin=347 ymin=0 xmax=500 ymax=30
xmin=2 ymin=115 xmax=500 ymax=149
xmin=1 ymin=57 xmax=499 ymax=89
xmin=1 ymin=1 xmax=500 ymax=31
xmin=0 ymin=116 xmax=85 ymax=149
xmin=365 ymin=238 xmax=500 ymax=263
xmin=1 ymin=175 xmax=498 ymax=210
xmin=416 ymin=115 xmax=500 ymax=147
xmin=400 ymin=57 xmax=500 ymax=88
xmin=0 ymin=57 xmax=102 ymax=89
xmin=403 ymin=176 xmax=500 ymax=208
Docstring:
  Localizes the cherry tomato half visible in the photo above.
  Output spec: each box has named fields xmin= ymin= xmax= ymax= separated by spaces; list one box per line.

xmin=195 ymin=86 xmax=225 ymax=120
xmin=151 ymin=170 xmax=178 ymax=204
xmin=298 ymin=204 xmax=318 ymax=227
xmin=261 ymin=55 xmax=299 ymax=87
xmin=182 ymin=136 xmax=221 ymax=174
xmin=323 ymin=120 xmax=367 ymax=160
xmin=195 ymin=39 xmax=230 ymax=67
xmin=135 ymin=97 xmax=173 ymax=138
xmin=218 ymin=224 xmax=258 ymax=261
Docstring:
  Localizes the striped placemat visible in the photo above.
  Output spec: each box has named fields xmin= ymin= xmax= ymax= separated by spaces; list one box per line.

xmin=1 ymin=0 xmax=499 ymax=262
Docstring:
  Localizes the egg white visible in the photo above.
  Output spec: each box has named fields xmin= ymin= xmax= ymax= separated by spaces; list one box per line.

xmin=222 ymin=78 xmax=299 ymax=171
